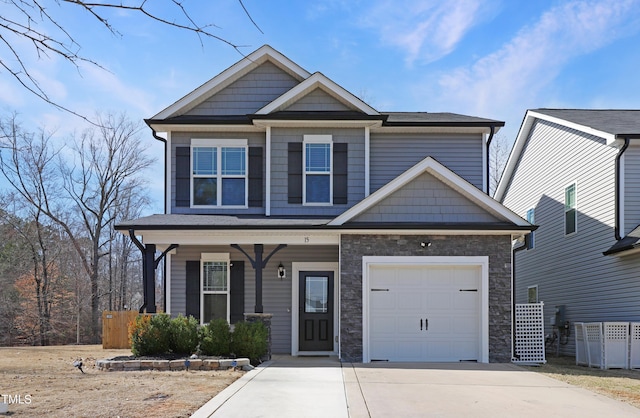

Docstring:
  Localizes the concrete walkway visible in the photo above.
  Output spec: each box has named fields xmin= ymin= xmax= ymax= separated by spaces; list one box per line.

xmin=192 ymin=355 xmax=348 ymax=418
xmin=192 ymin=356 xmax=640 ymax=418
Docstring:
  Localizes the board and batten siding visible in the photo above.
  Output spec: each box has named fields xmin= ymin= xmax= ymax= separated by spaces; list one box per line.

xmin=500 ymin=119 xmax=639 ymax=356
xmin=184 ymin=61 xmax=299 ymax=116
xmin=369 ymin=133 xmax=484 ymax=193
xmin=352 ymin=172 xmax=500 ymax=224
xmin=270 ymin=127 xmax=366 ymax=216
xmin=170 ymin=244 xmax=338 ymax=354
xmin=624 ymin=143 xmax=640 ymax=235
xmin=283 ymin=88 xmax=352 ymax=112
xmin=169 ymin=131 xmax=266 ymax=215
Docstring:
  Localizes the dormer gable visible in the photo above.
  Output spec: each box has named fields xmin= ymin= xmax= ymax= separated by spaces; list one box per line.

xmin=256 ymin=72 xmax=379 ymax=116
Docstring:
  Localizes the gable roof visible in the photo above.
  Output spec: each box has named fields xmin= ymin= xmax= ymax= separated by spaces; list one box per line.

xmin=146 ymin=45 xmax=505 ymax=132
xmin=533 ymin=109 xmax=640 ymax=140
xmin=495 ymin=109 xmax=640 ymax=201
xmin=152 ymin=45 xmax=310 ymax=119
xmin=329 ymin=156 xmax=531 ymax=227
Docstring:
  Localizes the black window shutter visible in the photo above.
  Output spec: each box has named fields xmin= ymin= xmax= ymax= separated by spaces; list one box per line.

xmin=185 ymin=260 xmax=200 ymax=320
xmin=248 ymin=147 xmax=264 ymax=207
xmin=288 ymin=142 xmax=303 ymax=204
xmin=175 ymin=147 xmax=191 ymax=207
xmin=230 ymin=261 xmax=245 ymax=324
xmin=333 ymin=143 xmax=348 ymax=204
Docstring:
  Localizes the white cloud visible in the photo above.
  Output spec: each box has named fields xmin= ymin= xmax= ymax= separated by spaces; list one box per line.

xmin=361 ymin=0 xmax=489 ymax=65
xmin=431 ymin=0 xmax=640 ymax=118
xmin=77 ymin=63 xmax=155 ymax=117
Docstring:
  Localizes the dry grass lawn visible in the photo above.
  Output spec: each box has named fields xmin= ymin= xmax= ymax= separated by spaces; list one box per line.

xmin=532 ymin=355 xmax=640 ymax=408
xmin=0 ymin=345 xmax=244 ymax=417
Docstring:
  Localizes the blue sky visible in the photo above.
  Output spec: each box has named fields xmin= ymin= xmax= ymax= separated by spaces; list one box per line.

xmin=2 ymin=0 xmax=640 ymax=212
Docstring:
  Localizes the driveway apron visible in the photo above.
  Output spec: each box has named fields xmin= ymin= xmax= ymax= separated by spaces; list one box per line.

xmin=193 ymin=357 xmax=640 ymax=418
xmin=344 ymin=362 xmax=640 ymax=418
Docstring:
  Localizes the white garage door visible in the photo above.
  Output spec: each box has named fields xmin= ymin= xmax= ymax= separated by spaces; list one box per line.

xmin=369 ymin=264 xmax=481 ymax=362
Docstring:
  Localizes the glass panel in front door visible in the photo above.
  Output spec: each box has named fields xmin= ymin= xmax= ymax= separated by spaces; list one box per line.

xmin=305 ymin=276 xmax=328 ymax=313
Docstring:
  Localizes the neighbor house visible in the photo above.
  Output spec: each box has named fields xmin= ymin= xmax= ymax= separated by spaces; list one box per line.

xmin=116 ymin=45 xmax=532 ymax=363
xmin=496 ymin=109 xmax=640 ymax=356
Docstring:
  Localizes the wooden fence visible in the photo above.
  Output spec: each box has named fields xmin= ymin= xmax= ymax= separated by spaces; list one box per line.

xmin=102 ymin=310 xmax=139 ymax=349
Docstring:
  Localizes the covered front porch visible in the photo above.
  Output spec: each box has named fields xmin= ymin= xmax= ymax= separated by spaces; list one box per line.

xmin=116 ymin=214 xmax=340 ymax=356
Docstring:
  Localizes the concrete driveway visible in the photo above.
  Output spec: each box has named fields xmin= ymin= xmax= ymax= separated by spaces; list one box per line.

xmin=192 ymin=356 xmax=640 ymax=417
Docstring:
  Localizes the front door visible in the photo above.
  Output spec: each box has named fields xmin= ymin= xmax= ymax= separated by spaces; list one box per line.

xmin=299 ymin=271 xmax=334 ymax=351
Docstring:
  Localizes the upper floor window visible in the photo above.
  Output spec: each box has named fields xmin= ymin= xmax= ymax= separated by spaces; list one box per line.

xmin=564 ymin=182 xmax=577 ymax=235
xmin=303 ymin=135 xmax=333 ymax=204
xmin=527 ymin=285 xmax=538 ymax=303
xmin=192 ymin=139 xmax=247 ymax=207
xmin=526 ymin=208 xmax=535 ymax=249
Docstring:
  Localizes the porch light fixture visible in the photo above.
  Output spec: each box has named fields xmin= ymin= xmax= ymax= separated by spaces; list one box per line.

xmin=278 ymin=262 xmax=286 ymax=280
xmin=420 ymin=241 xmax=432 ymax=248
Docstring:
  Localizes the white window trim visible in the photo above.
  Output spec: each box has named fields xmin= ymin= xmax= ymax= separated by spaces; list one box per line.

xmin=526 ymin=208 xmax=535 ymax=249
xmin=200 ymin=253 xmax=231 ymax=324
xmin=527 ymin=285 xmax=538 ymax=303
xmin=303 ymin=135 xmax=333 ymax=206
xmin=190 ymin=139 xmax=248 ymax=209
xmin=564 ymin=181 xmax=577 ymax=236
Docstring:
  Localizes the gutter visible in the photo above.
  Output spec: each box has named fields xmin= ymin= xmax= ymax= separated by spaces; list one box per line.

xmin=150 ymin=128 xmax=168 ymax=214
xmin=486 ymin=125 xmax=496 ymax=195
xmin=615 ymin=137 xmax=630 ymax=241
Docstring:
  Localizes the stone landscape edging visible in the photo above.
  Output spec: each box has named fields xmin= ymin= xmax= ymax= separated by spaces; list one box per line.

xmin=96 ymin=357 xmax=251 ymax=371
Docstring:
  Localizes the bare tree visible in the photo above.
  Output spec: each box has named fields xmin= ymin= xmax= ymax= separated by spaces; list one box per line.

xmin=0 ymin=0 xmax=261 ymax=121
xmin=489 ymin=134 xmax=511 ymax=197
xmin=106 ymin=186 xmax=147 ymax=311
xmin=0 ymin=112 xmax=154 ymax=343
xmin=62 ymin=113 xmax=154 ymax=341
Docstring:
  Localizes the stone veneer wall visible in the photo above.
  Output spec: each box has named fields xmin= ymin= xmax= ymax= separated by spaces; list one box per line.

xmin=340 ymin=234 xmax=513 ymax=363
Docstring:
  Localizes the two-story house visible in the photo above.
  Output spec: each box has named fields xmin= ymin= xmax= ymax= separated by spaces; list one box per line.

xmin=496 ymin=109 xmax=640 ymax=356
xmin=116 ymin=45 xmax=532 ymax=363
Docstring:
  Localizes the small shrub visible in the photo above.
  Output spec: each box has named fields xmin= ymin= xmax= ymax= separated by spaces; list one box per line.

xmin=128 ymin=313 xmax=171 ymax=357
xmin=199 ymin=318 xmax=231 ymax=356
xmin=231 ymin=321 xmax=267 ymax=365
xmin=169 ymin=314 xmax=199 ymax=355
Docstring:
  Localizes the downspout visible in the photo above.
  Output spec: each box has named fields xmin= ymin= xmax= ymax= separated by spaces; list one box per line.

xmin=486 ymin=125 xmax=496 ymax=195
xmin=151 ymin=128 xmax=168 ymax=214
xmin=615 ymin=137 xmax=630 ymax=241
xmin=512 ymin=239 xmax=528 ymax=360
xmin=150 ymin=129 xmax=170 ymax=310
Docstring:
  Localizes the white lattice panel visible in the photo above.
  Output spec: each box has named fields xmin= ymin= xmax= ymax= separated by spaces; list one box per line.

xmin=584 ymin=322 xmax=603 ymax=369
xmin=630 ymin=323 xmax=640 ymax=369
xmin=603 ymin=322 xmax=629 ymax=369
xmin=574 ymin=323 xmax=588 ymax=366
xmin=512 ymin=302 xmax=546 ymax=364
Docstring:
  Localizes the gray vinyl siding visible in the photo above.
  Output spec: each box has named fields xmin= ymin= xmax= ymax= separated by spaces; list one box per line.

xmin=624 ymin=143 xmax=640 ymax=235
xmin=170 ymin=244 xmax=338 ymax=354
xmin=352 ymin=172 xmax=500 ymax=223
xmin=283 ymin=88 xmax=352 ymax=112
xmin=500 ymin=119 xmax=636 ymax=356
xmin=270 ymin=127 xmax=366 ymax=216
xmin=170 ymin=131 xmax=266 ymax=215
xmin=184 ymin=62 xmax=299 ymax=116
xmin=369 ymin=133 xmax=484 ymax=192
